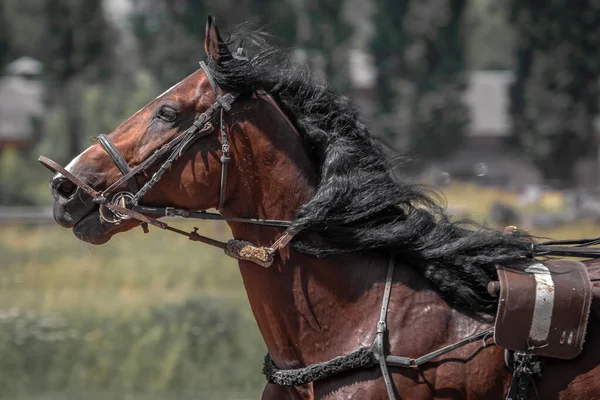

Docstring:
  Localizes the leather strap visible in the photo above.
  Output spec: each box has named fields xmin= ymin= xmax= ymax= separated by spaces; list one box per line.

xmin=200 ymin=61 xmax=231 ymax=111
xmin=96 ymin=134 xmax=139 ymax=193
xmin=40 ymin=156 xmax=102 ymax=199
xmin=505 ymin=351 xmax=542 ymax=400
xmin=218 ymin=109 xmax=230 ymax=210
xmin=130 ymin=122 xmax=216 ymax=206
xmin=134 ymin=206 xmax=292 ymax=228
xmin=199 ymin=60 xmax=235 ymax=210
xmin=373 ymin=255 xmax=397 ymax=400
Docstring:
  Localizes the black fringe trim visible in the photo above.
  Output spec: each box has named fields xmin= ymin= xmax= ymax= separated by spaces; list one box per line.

xmin=262 ymin=347 xmax=377 ymax=386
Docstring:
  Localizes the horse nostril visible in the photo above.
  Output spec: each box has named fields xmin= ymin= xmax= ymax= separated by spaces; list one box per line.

xmin=52 ymin=177 xmax=77 ymax=199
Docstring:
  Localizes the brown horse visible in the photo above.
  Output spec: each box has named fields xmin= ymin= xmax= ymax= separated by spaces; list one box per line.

xmin=45 ymin=17 xmax=600 ymax=399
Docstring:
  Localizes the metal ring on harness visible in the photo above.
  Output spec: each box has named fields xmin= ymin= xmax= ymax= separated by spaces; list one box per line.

xmin=99 ymin=192 xmax=135 ymax=224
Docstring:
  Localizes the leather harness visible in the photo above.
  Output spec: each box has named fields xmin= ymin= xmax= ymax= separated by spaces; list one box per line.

xmin=39 ymin=57 xmax=600 ymax=400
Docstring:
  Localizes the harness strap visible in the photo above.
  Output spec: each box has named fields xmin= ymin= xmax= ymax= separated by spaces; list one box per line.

xmin=41 ymin=156 xmax=103 ymax=199
xmin=40 ymin=156 xmax=169 ymax=230
xmin=505 ymin=350 xmax=542 ymax=400
xmin=263 ymin=255 xmax=495 ymax=396
xmin=51 ymin=59 xmax=241 ymax=223
xmin=264 ymin=348 xmax=376 ymax=386
xmin=373 ymin=255 xmax=397 ymax=400
xmin=92 ymin=61 xmax=237 ymax=214
xmin=384 ymin=328 xmax=493 ymax=367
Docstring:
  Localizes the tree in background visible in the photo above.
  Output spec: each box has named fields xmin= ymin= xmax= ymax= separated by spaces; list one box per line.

xmin=370 ymin=0 xmax=469 ymax=158
xmin=466 ymin=0 xmax=514 ymax=71
xmin=247 ymin=0 xmax=298 ymax=45
xmin=43 ymin=0 xmax=116 ymax=159
xmin=408 ymin=0 xmax=469 ymax=159
xmin=302 ymin=0 xmax=353 ymax=91
xmin=508 ymin=1 xmax=600 ymax=184
xmin=130 ymin=0 xmax=209 ymax=88
xmin=370 ymin=0 xmax=409 ymax=127
xmin=1 ymin=0 xmax=46 ymax=62
xmin=0 ymin=1 xmax=10 ymax=73
xmin=132 ymin=0 xmax=352 ymax=91
xmin=247 ymin=0 xmax=352 ymax=91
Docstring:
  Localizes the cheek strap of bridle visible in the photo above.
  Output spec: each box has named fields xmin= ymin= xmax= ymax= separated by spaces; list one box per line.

xmin=218 ymin=108 xmax=230 ymax=210
xmin=199 ymin=60 xmax=230 ymax=210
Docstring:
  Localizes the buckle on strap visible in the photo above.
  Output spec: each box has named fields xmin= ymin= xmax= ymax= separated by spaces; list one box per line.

xmin=216 ymin=95 xmax=232 ymax=111
xmin=199 ymin=61 xmax=237 ymax=111
xmin=99 ymin=192 xmax=135 ymax=224
xmin=233 ymin=47 xmax=248 ymax=61
xmin=505 ymin=350 xmax=543 ymax=400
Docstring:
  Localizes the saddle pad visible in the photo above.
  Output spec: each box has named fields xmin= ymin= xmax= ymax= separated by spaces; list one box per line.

xmin=494 ymin=260 xmax=592 ymax=360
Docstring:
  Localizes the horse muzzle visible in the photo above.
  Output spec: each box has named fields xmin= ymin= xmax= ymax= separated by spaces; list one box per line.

xmin=50 ymin=174 xmax=97 ymax=228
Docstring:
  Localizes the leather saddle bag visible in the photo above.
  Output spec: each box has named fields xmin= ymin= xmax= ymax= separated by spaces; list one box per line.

xmin=494 ymin=260 xmax=593 ymax=360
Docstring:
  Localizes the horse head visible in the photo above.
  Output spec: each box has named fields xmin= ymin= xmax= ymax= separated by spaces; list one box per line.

xmin=48 ymin=16 xmax=315 ymax=245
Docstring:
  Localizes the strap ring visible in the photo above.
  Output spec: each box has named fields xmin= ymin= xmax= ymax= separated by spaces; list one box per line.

xmin=99 ymin=192 xmax=134 ymax=224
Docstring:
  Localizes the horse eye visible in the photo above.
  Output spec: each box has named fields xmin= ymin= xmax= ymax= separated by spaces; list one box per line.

xmin=157 ymin=106 xmax=178 ymax=122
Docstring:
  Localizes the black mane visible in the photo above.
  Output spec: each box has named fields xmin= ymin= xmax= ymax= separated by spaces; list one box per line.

xmin=207 ymin=26 xmax=536 ymax=316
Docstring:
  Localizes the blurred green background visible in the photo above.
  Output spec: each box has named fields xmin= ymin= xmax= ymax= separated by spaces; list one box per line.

xmin=2 ymin=0 xmax=600 ymax=398
xmin=1 ymin=220 xmax=266 ymax=399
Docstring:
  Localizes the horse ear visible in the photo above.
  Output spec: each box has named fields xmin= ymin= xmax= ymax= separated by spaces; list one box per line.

xmin=204 ymin=15 xmax=230 ymax=62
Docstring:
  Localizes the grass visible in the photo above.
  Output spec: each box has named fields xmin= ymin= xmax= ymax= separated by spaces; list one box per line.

xmin=441 ymin=182 xmax=566 ymax=217
xmin=441 ymin=182 xmax=600 ymax=240
xmin=1 ymin=183 xmax=600 ymax=399
xmin=1 ymin=221 xmax=244 ymax=313
xmin=0 ymin=220 xmax=265 ymax=399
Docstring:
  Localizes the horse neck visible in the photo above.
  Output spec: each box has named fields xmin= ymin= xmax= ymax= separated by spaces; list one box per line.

xmin=222 ymin=97 xmax=436 ymax=369
xmin=223 ymin=93 xmax=318 ymax=233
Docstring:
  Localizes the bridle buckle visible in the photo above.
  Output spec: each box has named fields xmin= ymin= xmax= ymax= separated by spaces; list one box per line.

xmin=99 ymin=191 xmax=135 ymax=225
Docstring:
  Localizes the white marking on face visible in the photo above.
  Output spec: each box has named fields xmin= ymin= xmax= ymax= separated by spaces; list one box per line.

xmin=53 ymin=146 xmax=93 ymax=180
xmin=52 ymin=78 xmax=184 ymax=182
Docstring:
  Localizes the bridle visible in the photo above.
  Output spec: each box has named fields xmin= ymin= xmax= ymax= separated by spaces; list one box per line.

xmin=39 ymin=58 xmax=297 ymax=267
xmin=95 ymin=61 xmax=237 ymax=217
xmin=93 ymin=61 xmax=236 ymax=229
